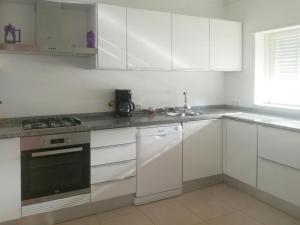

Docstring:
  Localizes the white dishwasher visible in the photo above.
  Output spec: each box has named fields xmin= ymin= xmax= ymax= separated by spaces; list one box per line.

xmin=134 ymin=124 xmax=183 ymax=205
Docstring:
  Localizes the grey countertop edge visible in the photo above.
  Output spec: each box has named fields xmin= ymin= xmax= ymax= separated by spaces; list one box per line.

xmin=223 ymin=115 xmax=300 ymax=133
xmin=3 ymin=105 xmax=300 ymax=139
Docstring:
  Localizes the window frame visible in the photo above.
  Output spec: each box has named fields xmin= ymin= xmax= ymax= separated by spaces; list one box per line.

xmin=255 ymin=25 xmax=300 ymax=110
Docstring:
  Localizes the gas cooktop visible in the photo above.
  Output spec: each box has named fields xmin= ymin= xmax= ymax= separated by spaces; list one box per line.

xmin=22 ymin=116 xmax=82 ymax=130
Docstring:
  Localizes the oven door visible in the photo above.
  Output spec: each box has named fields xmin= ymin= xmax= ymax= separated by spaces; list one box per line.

xmin=21 ymin=144 xmax=90 ymax=205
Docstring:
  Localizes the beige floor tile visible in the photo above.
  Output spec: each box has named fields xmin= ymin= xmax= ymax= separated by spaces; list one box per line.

xmin=241 ymin=200 xmax=300 ymax=225
xmin=206 ymin=211 xmax=263 ymax=225
xmin=94 ymin=206 xmax=140 ymax=222
xmin=139 ymin=198 xmax=203 ymax=225
xmin=203 ymin=184 xmax=264 ymax=211
xmin=100 ymin=210 xmax=153 ymax=225
xmin=175 ymin=189 xmax=236 ymax=220
xmin=57 ymin=215 xmax=100 ymax=225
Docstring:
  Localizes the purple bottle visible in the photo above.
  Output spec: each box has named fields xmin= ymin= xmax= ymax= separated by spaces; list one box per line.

xmin=4 ymin=24 xmax=21 ymax=43
xmin=87 ymin=30 xmax=95 ymax=48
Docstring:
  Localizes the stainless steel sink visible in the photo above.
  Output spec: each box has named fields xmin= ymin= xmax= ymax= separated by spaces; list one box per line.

xmin=166 ymin=111 xmax=202 ymax=118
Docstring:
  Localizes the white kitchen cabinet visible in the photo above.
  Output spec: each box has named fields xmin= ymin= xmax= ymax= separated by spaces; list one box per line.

xmin=127 ymin=8 xmax=172 ymax=70
xmin=257 ymin=126 xmax=300 ymax=207
xmin=91 ymin=127 xmax=136 ymax=148
xmin=90 ymin=127 xmax=137 ymax=202
xmin=91 ymin=160 xmax=136 ymax=184
xmin=172 ymin=14 xmax=209 ymax=71
xmin=91 ymin=143 xmax=136 ymax=166
xmin=258 ymin=126 xmax=300 ymax=170
xmin=210 ymin=19 xmax=242 ymax=71
xmin=36 ymin=2 xmax=62 ymax=46
xmin=0 ymin=138 xmax=21 ymax=223
xmin=223 ymin=119 xmax=257 ymax=187
xmin=258 ymin=158 xmax=300 ymax=207
xmin=98 ymin=4 xmax=127 ymax=69
xmin=183 ymin=120 xmax=222 ymax=182
xmin=91 ymin=177 xmax=136 ymax=202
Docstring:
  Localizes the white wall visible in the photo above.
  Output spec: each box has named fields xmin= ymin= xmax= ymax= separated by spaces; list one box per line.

xmin=0 ymin=0 xmax=226 ymax=118
xmin=0 ymin=54 xmax=224 ymax=118
xmin=224 ymin=0 xmax=300 ymax=107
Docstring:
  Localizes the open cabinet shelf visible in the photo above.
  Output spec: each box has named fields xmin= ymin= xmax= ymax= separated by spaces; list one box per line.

xmin=0 ymin=0 xmax=97 ymax=58
xmin=0 ymin=43 xmax=97 ymax=57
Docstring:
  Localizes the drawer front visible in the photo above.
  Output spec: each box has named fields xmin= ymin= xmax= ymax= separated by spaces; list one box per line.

xmin=91 ymin=177 xmax=136 ymax=202
xmin=258 ymin=126 xmax=300 ymax=170
xmin=258 ymin=158 xmax=300 ymax=207
xmin=91 ymin=127 xmax=137 ymax=148
xmin=91 ymin=160 xmax=136 ymax=184
xmin=91 ymin=143 xmax=136 ymax=166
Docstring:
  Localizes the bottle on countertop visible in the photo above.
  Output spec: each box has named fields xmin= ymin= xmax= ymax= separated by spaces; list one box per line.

xmin=87 ymin=30 xmax=95 ymax=48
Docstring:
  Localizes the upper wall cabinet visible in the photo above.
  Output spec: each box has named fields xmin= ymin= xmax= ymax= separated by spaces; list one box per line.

xmin=210 ymin=19 xmax=242 ymax=71
xmin=172 ymin=14 xmax=210 ymax=71
xmin=127 ymin=8 xmax=172 ymax=70
xmin=98 ymin=4 xmax=127 ymax=70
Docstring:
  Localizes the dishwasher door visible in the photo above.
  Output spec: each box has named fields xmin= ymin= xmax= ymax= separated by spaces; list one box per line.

xmin=135 ymin=124 xmax=183 ymax=204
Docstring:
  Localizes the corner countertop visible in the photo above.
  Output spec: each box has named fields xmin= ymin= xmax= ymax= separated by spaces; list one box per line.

xmin=2 ymin=107 xmax=300 ymax=139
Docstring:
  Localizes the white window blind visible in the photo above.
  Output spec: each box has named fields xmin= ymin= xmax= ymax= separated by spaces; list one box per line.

xmin=263 ymin=29 xmax=300 ymax=107
xmin=269 ymin=33 xmax=300 ymax=80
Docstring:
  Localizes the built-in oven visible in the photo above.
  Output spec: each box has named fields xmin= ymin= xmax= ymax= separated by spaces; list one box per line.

xmin=21 ymin=132 xmax=90 ymax=206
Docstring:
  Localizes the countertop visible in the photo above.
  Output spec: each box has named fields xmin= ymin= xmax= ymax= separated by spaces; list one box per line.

xmin=2 ymin=107 xmax=300 ymax=139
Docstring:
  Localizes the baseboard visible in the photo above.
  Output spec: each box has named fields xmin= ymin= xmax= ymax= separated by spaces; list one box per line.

xmin=134 ymin=189 xmax=182 ymax=205
xmin=224 ymin=175 xmax=300 ymax=220
xmin=1 ymin=194 xmax=134 ymax=225
xmin=183 ymin=174 xmax=224 ymax=193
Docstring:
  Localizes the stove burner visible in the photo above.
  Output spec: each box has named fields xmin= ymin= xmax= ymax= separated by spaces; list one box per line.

xmin=22 ymin=117 xmax=82 ymax=130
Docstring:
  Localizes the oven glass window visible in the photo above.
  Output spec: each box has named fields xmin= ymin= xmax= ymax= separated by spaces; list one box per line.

xmin=22 ymin=144 xmax=90 ymax=201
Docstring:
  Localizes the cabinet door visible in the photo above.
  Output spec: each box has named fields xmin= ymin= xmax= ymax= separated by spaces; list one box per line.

xmin=210 ymin=19 xmax=242 ymax=71
xmin=258 ymin=158 xmax=300 ymax=207
xmin=183 ymin=120 xmax=222 ymax=182
xmin=0 ymin=138 xmax=21 ymax=223
xmin=127 ymin=8 xmax=172 ymax=70
xmin=172 ymin=14 xmax=209 ymax=71
xmin=36 ymin=2 xmax=62 ymax=46
xmin=223 ymin=119 xmax=257 ymax=187
xmin=98 ymin=4 xmax=127 ymax=69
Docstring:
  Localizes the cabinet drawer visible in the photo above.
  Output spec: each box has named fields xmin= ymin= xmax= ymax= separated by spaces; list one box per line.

xmin=91 ymin=143 xmax=136 ymax=166
xmin=91 ymin=127 xmax=136 ymax=148
xmin=91 ymin=160 xmax=136 ymax=184
xmin=258 ymin=126 xmax=300 ymax=170
xmin=91 ymin=177 xmax=136 ymax=202
xmin=258 ymin=158 xmax=300 ymax=207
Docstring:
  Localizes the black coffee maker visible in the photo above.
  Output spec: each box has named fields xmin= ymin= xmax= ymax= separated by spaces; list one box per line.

xmin=116 ymin=90 xmax=135 ymax=117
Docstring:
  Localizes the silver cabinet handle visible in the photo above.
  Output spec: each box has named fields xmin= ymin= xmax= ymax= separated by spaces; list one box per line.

xmin=31 ymin=147 xmax=83 ymax=157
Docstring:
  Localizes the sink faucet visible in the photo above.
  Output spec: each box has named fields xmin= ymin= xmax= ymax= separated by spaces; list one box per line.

xmin=183 ymin=92 xmax=190 ymax=112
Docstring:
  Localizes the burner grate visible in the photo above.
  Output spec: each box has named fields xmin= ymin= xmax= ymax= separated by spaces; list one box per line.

xmin=22 ymin=117 xmax=82 ymax=130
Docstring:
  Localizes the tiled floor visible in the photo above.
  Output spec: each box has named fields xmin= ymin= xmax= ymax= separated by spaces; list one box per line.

xmin=58 ymin=184 xmax=300 ymax=225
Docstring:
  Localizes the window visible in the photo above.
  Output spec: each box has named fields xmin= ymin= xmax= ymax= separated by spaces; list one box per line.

xmin=255 ymin=26 xmax=300 ymax=109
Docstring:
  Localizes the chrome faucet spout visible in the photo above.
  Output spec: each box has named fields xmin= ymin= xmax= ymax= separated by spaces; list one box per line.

xmin=183 ymin=92 xmax=188 ymax=112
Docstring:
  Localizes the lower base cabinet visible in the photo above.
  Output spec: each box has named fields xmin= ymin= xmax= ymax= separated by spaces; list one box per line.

xmin=183 ymin=120 xmax=222 ymax=182
xmin=91 ymin=177 xmax=136 ymax=202
xmin=258 ymin=158 xmax=300 ymax=207
xmin=258 ymin=125 xmax=300 ymax=207
xmin=223 ymin=119 xmax=257 ymax=187
xmin=0 ymin=138 xmax=21 ymax=223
